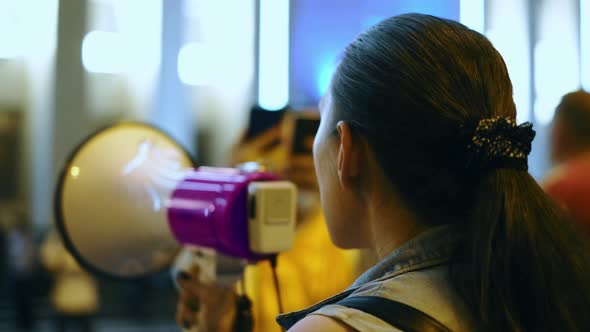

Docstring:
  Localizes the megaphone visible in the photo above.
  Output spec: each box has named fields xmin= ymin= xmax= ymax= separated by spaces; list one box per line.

xmin=54 ymin=123 xmax=297 ymax=280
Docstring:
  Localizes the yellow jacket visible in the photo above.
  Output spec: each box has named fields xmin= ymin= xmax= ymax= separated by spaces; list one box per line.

xmin=244 ymin=211 xmax=360 ymax=332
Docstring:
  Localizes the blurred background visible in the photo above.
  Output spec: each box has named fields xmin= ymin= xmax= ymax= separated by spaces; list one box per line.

xmin=0 ymin=0 xmax=588 ymax=331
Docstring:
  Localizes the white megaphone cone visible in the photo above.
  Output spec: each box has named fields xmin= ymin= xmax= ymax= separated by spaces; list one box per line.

xmin=55 ymin=123 xmax=193 ymax=279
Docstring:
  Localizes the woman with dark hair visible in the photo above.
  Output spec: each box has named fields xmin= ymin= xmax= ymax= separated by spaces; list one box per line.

xmin=177 ymin=14 xmax=590 ymax=331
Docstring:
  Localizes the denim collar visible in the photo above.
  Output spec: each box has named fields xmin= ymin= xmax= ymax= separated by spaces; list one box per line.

xmin=276 ymin=224 xmax=463 ymax=330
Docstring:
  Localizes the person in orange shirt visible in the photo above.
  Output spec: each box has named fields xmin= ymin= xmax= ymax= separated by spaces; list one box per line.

xmin=543 ymin=90 xmax=590 ymax=238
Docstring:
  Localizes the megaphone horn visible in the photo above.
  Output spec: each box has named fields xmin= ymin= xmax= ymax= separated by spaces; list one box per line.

xmin=55 ymin=122 xmax=296 ymax=280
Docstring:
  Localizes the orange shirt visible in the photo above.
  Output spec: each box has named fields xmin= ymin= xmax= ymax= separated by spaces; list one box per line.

xmin=544 ymin=154 xmax=590 ymax=237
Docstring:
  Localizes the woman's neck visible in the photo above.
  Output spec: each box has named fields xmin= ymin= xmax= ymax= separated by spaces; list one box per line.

xmin=366 ymin=194 xmax=429 ymax=260
xmin=360 ymin=153 xmax=430 ymax=260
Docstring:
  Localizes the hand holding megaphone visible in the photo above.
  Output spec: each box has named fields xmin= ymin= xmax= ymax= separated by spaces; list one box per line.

xmin=55 ymin=122 xmax=297 ymax=281
xmin=174 ymin=250 xmax=240 ymax=332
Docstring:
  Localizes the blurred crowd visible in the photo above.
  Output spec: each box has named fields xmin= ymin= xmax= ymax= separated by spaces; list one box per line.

xmin=0 ymin=206 xmax=178 ymax=331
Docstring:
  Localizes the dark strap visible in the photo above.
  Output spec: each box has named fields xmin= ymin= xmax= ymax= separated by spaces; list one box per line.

xmin=335 ymin=296 xmax=452 ymax=332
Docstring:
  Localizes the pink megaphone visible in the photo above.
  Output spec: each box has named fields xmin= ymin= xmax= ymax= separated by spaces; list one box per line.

xmin=55 ymin=123 xmax=296 ymax=280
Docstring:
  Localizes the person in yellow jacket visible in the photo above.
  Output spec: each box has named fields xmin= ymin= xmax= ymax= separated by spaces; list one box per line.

xmin=176 ymin=108 xmax=373 ymax=331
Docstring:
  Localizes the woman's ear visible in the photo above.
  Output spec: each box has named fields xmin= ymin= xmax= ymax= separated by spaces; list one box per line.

xmin=336 ymin=121 xmax=361 ymax=188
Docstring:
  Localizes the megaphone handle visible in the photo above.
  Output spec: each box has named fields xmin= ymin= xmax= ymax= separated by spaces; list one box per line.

xmin=233 ymin=294 xmax=254 ymax=332
xmin=173 ymin=247 xmax=216 ymax=288
xmin=174 ymin=247 xmax=219 ymax=332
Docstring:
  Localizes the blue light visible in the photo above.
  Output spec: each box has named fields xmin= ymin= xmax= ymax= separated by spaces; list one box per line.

xmin=257 ymin=0 xmax=290 ymax=111
xmin=317 ymin=60 xmax=337 ymax=99
xmin=363 ymin=16 xmax=386 ymax=30
xmin=289 ymin=0 xmax=460 ymax=107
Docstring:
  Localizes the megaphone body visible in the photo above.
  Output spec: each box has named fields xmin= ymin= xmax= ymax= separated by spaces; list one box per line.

xmin=56 ymin=123 xmax=297 ymax=280
xmin=168 ymin=167 xmax=295 ymax=259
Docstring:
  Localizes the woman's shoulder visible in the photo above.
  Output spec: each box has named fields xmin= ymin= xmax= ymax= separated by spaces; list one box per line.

xmin=288 ymin=314 xmax=360 ymax=332
xmin=310 ymin=264 xmax=476 ymax=332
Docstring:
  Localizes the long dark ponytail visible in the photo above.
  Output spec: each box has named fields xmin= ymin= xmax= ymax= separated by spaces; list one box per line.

xmin=331 ymin=13 xmax=590 ymax=331
xmin=464 ymin=169 xmax=590 ymax=330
